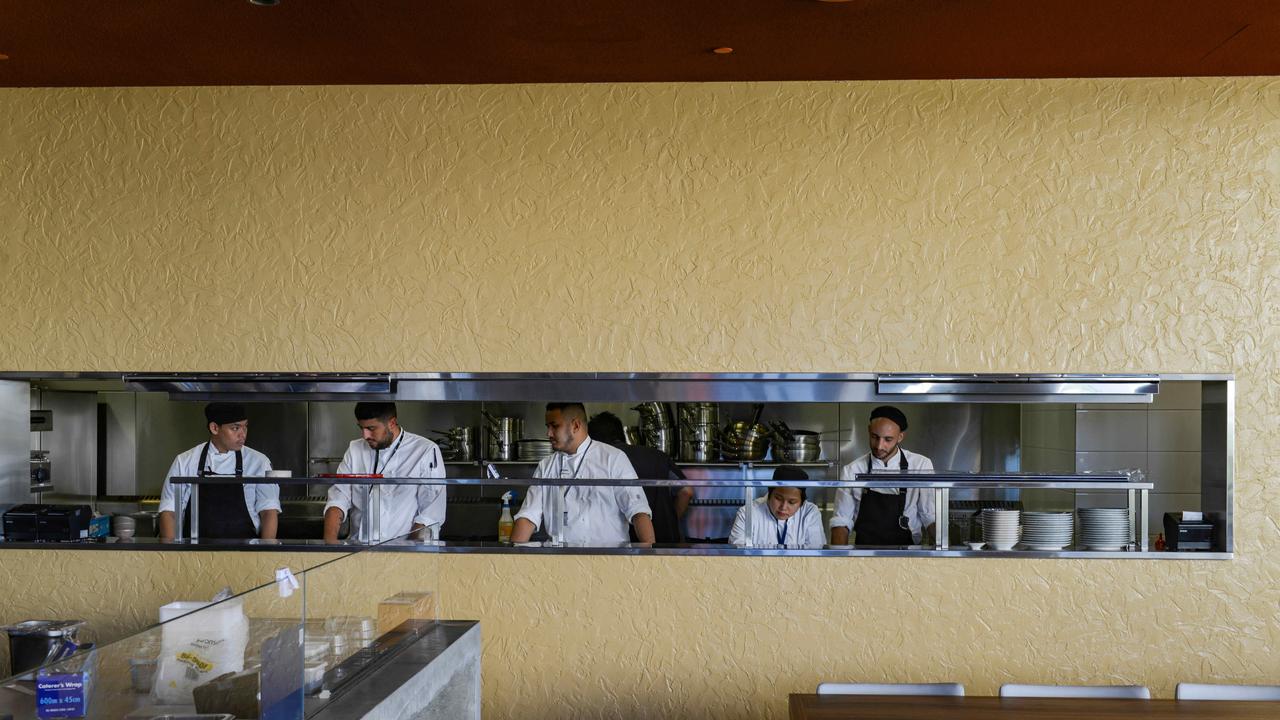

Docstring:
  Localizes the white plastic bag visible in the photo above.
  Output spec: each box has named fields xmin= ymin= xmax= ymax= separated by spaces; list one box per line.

xmin=151 ymin=598 xmax=249 ymax=705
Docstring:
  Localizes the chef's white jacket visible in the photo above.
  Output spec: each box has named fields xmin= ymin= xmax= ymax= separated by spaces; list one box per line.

xmin=324 ymin=429 xmax=446 ymax=541
xmin=729 ymin=498 xmax=826 ymax=548
xmin=829 ymin=448 xmax=936 ymax=543
xmin=158 ymin=443 xmax=280 ymax=536
xmin=516 ymin=437 xmax=652 ymax=545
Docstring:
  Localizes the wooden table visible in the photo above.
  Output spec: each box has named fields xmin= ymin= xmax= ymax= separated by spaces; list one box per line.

xmin=789 ymin=693 xmax=1280 ymax=719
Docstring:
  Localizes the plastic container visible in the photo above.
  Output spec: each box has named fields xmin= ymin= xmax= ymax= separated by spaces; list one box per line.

xmin=153 ymin=600 xmax=248 ymax=705
xmin=129 ymin=657 xmax=157 ymax=693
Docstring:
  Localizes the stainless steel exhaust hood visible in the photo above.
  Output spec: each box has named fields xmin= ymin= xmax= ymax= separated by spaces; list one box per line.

xmin=876 ymin=374 xmax=1158 ymax=403
xmin=123 ymin=373 xmax=392 ymax=399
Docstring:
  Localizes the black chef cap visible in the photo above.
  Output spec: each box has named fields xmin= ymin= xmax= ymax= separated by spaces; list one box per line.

xmin=354 ymin=402 xmax=397 ymax=422
xmin=205 ymin=402 xmax=247 ymax=425
xmin=771 ymin=466 xmax=810 ymax=501
xmin=869 ymin=405 xmax=908 ymax=432
xmin=772 ymin=465 xmax=810 ymax=482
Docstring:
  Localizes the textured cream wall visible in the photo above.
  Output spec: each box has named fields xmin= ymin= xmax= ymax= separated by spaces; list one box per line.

xmin=1 ymin=80 xmax=1279 ymax=717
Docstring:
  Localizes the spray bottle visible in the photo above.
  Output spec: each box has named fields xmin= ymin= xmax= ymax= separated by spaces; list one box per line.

xmin=498 ymin=491 xmax=514 ymax=543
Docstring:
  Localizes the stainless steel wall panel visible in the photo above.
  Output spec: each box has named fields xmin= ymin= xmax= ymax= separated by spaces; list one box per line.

xmin=0 ymin=380 xmax=30 ymax=505
xmin=136 ymin=395 xmax=207 ymax=496
xmin=100 ymin=392 xmax=138 ymax=496
xmin=37 ymin=391 xmax=98 ymax=497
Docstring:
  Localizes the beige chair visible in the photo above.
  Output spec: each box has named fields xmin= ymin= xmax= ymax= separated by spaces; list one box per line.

xmin=1000 ymin=684 xmax=1150 ymax=699
xmin=817 ymin=682 xmax=965 ymax=696
xmin=1176 ymin=683 xmax=1280 ymax=701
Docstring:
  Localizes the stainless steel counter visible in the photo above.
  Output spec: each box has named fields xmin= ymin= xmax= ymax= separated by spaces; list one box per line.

xmin=0 ymin=536 xmax=1231 ymax=559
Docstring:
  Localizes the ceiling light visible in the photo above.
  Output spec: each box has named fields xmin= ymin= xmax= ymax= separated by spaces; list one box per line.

xmin=249 ymin=0 xmax=280 ymax=6
xmin=0 ymin=54 xmax=9 ymax=61
xmin=712 ymin=47 xmax=733 ymax=55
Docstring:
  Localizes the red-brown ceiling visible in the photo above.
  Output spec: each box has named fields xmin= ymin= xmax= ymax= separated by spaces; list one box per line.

xmin=1 ymin=0 xmax=1278 ymax=87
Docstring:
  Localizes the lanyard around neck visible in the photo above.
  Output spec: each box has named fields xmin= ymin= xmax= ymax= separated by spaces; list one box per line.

xmin=558 ymin=438 xmax=591 ymax=476
xmin=373 ymin=430 xmax=405 ymax=475
xmin=558 ymin=438 xmax=593 ymax=498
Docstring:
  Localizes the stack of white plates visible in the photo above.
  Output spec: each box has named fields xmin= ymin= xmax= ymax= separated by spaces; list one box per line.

xmin=1078 ymin=508 xmax=1131 ymax=550
xmin=1020 ymin=511 xmax=1074 ymax=550
xmin=982 ymin=509 xmax=1021 ymax=550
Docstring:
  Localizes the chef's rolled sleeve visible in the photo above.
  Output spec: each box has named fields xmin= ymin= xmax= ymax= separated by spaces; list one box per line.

xmin=616 ymin=486 xmax=652 ymax=522
xmin=829 ymin=487 xmax=861 ymax=531
xmin=255 ymin=483 xmax=283 ymax=514
xmin=324 ymin=483 xmax=354 ymax=518
xmin=514 ymin=486 xmax=545 ymax=529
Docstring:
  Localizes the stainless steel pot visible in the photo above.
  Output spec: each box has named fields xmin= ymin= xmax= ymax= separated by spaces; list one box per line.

xmin=679 ymin=440 xmax=719 ymax=463
xmin=632 ymin=402 xmax=674 ymax=428
xmin=678 ymin=403 xmax=719 ymax=427
xmin=722 ymin=421 xmax=771 ymax=461
xmin=483 ymin=413 xmax=523 ymax=461
xmin=643 ymin=427 xmax=678 ymax=456
xmin=436 ymin=426 xmax=476 ymax=462
xmin=682 ymin=425 xmax=718 ymax=442
xmin=773 ymin=441 xmax=821 ymax=463
xmin=623 ymin=426 xmax=641 ymax=445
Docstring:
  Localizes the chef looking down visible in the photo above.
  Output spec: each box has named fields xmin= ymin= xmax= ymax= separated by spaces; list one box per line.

xmin=158 ymin=403 xmax=280 ymax=541
xmin=510 ymin=402 xmax=655 ymax=545
xmin=829 ymin=406 xmax=936 ymax=546
xmin=728 ymin=465 xmax=826 ymax=549
xmin=323 ymin=402 xmax=446 ymax=542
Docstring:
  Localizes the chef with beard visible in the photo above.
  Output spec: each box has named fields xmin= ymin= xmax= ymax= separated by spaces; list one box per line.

xmin=510 ymin=402 xmax=654 ymax=545
xmin=829 ymin=406 xmax=936 ymax=546
xmin=323 ymin=402 xmax=446 ymax=542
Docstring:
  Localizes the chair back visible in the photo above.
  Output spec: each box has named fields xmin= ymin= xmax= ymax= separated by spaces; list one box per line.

xmin=817 ymin=682 xmax=965 ymax=697
xmin=1176 ymin=683 xmax=1280 ymax=701
xmin=1000 ymin=684 xmax=1150 ymax=699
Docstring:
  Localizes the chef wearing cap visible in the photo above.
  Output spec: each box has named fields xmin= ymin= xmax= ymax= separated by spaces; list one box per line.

xmin=158 ymin=403 xmax=280 ymax=540
xmin=829 ymin=405 xmax=935 ymax=546
xmin=322 ymin=402 xmax=446 ymax=543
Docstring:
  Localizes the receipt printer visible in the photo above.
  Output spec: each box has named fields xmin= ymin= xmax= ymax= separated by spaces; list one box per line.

xmin=1163 ymin=512 xmax=1214 ymax=551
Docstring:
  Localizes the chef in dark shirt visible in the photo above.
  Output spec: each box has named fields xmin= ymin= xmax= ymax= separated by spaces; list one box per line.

xmin=588 ymin=411 xmax=692 ymax=543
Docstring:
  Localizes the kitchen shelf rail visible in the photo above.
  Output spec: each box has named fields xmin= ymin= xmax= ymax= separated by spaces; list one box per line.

xmin=172 ymin=470 xmax=1151 ymax=550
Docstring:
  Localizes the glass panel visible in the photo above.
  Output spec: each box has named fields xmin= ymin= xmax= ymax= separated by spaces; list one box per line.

xmin=299 ymin=534 xmax=439 ymax=717
xmin=0 ymin=568 xmax=308 ymax=719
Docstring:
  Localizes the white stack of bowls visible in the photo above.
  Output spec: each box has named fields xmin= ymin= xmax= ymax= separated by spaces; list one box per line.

xmin=981 ymin=509 xmax=1021 ymax=550
xmin=1020 ymin=511 xmax=1074 ymax=550
xmin=1078 ymin=508 xmax=1131 ymax=550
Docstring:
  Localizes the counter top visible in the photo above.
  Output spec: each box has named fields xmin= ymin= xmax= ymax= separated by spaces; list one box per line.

xmin=0 ymin=537 xmax=1231 ymax=559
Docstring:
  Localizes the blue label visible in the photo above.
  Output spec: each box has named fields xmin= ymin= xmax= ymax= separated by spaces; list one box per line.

xmin=36 ymin=673 xmax=88 ymax=719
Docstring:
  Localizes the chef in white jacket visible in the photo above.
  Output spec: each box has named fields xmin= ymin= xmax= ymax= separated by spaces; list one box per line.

xmin=729 ymin=466 xmax=825 ymax=548
xmin=158 ymin=403 xmax=280 ymax=540
xmin=829 ymin=405 xmax=936 ymax=546
xmin=323 ymin=402 xmax=446 ymax=542
xmin=510 ymin=402 xmax=655 ymax=545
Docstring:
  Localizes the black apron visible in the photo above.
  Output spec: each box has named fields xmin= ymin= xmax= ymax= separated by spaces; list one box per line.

xmin=852 ymin=450 xmax=914 ymax=546
xmin=182 ymin=443 xmax=256 ymax=539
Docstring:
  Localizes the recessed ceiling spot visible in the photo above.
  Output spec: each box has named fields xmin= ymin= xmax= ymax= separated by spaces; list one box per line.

xmin=713 ymin=47 xmax=734 ymax=55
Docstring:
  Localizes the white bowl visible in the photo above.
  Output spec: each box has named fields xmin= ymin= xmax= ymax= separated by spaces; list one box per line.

xmin=965 ymin=541 xmax=986 ymax=550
